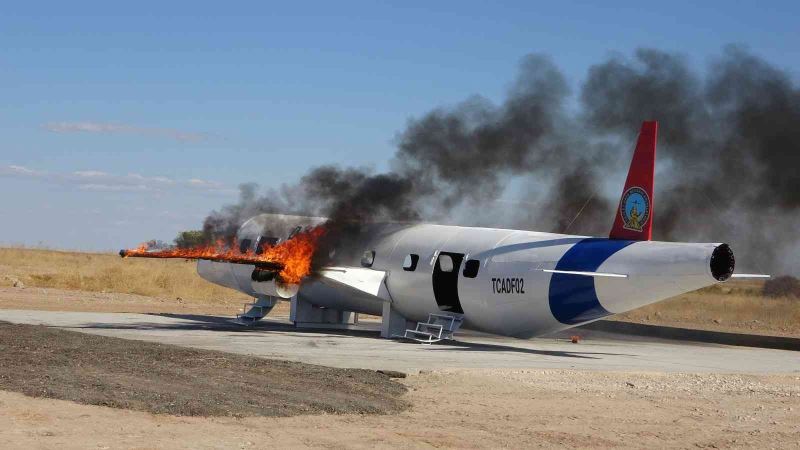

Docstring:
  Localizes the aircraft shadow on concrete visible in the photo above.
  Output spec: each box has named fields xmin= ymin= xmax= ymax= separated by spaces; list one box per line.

xmin=70 ymin=313 xmax=390 ymax=339
xmin=65 ymin=313 xmax=635 ymax=360
xmin=426 ymin=340 xmax=636 ymax=358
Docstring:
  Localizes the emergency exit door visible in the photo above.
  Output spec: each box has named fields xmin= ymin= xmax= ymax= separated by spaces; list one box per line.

xmin=432 ymin=252 xmax=464 ymax=314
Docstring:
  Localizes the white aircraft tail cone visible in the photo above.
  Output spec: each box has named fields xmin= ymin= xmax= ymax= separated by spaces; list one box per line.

xmin=594 ymin=241 xmax=734 ymax=316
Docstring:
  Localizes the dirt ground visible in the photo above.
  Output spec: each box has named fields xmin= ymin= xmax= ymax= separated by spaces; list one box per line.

xmin=0 ymin=321 xmax=406 ymax=417
xmin=1 ymin=369 xmax=798 ymax=449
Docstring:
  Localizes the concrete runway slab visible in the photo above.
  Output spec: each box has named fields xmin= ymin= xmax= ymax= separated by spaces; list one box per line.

xmin=1 ymin=309 xmax=797 ymax=374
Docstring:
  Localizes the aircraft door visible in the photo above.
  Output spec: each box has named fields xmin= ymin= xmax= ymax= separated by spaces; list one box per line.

xmin=432 ymin=252 xmax=465 ymax=314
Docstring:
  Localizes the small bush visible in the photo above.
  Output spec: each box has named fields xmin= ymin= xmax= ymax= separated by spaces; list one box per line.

xmin=29 ymin=274 xmax=55 ymax=284
xmin=154 ymin=273 xmax=172 ymax=290
xmin=174 ymin=230 xmax=208 ymax=249
xmin=763 ymin=275 xmax=800 ymax=298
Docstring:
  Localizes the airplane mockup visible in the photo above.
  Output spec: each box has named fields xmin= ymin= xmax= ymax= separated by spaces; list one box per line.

xmin=194 ymin=121 xmax=765 ymax=343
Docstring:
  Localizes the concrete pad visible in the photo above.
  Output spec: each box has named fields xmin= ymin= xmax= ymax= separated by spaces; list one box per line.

xmin=0 ymin=309 xmax=797 ymax=374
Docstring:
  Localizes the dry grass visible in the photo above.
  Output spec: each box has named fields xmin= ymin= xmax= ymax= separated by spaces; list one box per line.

xmin=0 ymin=247 xmax=250 ymax=303
xmin=616 ymin=281 xmax=800 ymax=336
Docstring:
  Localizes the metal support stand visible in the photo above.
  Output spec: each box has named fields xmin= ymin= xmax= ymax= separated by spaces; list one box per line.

xmin=381 ymin=301 xmax=415 ymax=338
xmin=290 ymin=295 xmax=359 ymax=329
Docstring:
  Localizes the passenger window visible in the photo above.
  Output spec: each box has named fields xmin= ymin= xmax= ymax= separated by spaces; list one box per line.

xmin=403 ymin=254 xmax=419 ymax=271
xmin=287 ymin=226 xmax=302 ymax=239
xmin=239 ymin=239 xmax=253 ymax=254
xmin=255 ymin=236 xmax=279 ymax=255
xmin=361 ymin=250 xmax=376 ymax=268
xmin=463 ymin=259 xmax=480 ymax=278
xmin=438 ymin=254 xmax=454 ymax=272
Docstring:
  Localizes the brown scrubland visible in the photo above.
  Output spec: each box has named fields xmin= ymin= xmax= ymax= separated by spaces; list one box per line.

xmin=0 ymin=247 xmax=249 ymax=302
xmin=0 ymin=247 xmax=797 ymax=336
xmin=615 ymin=281 xmax=800 ymax=337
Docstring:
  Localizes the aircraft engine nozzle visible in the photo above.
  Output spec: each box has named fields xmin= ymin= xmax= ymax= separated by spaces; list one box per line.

xmin=197 ymin=259 xmax=299 ymax=299
xmin=710 ymin=243 xmax=735 ymax=281
xmin=250 ymin=268 xmax=299 ymax=298
xmin=273 ymin=282 xmax=300 ymax=299
xmin=251 ymin=268 xmax=277 ymax=283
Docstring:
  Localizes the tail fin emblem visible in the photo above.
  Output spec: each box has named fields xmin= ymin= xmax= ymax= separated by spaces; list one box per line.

xmin=609 ymin=121 xmax=657 ymax=241
xmin=620 ymin=186 xmax=650 ymax=232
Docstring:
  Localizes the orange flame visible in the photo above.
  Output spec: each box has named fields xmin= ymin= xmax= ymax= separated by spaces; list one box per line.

xmin=121 ymin=226 xmax=326 ymax=285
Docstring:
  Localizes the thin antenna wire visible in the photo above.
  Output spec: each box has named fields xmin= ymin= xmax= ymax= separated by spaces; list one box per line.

xmin=562 ymin=192 xmax=595 ymax=235
xmin=561 ymin=132 xmax=639 ymax=236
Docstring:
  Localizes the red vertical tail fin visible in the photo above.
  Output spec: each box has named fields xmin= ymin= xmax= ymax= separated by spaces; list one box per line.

xmin=609 ymin=121 xmax=657 ymax=241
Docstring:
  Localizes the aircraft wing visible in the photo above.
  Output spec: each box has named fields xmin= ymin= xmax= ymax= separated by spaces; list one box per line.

xmin=317 ymin=266 xmax=392 ymax=302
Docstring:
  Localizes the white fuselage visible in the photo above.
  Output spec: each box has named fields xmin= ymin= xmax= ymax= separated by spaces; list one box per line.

xmin=198 ymin=216 xmax=728 ymax=338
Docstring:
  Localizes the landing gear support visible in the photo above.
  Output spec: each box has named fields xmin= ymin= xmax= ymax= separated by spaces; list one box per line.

xmin=381 ymin=302 xmax=415 ymax=338
xmin=290 ymin=295 xmax=359 ymax=329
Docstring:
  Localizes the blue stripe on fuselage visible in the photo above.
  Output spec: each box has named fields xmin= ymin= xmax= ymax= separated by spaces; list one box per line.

xmin=548 ymin=238 xmax=635 ymax=325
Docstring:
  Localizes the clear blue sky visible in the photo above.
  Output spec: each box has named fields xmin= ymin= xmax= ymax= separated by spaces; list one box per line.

xmin=1 ymin=1 xmax=798 ymax=250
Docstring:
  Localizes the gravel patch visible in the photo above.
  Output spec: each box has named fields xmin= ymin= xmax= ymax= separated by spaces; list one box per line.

xmin=0 ymin=321 xmax=408 ymax=417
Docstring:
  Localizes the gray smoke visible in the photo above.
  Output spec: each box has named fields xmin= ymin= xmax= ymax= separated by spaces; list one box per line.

xmin=204 ymin=46 xmax=799 ymax=274
xmin=581 ymin=46 xmax=800 ymax=272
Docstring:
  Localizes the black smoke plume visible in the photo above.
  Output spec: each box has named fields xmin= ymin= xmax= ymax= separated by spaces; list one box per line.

xmin=203 ymin=46 xmax=799 ymax=274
